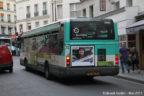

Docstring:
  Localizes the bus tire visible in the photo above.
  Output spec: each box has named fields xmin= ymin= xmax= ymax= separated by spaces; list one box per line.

xmin=45 ymin=64 xmax=52 ymax=80
xmin=24 ymin=59 xmax=30 ymax=71
xmin=25 ymin=66 xmax=30 ymax=71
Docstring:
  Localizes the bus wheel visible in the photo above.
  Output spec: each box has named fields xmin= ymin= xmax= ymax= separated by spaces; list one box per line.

xmin=25 ymin=66 xmax=30 ymax=71
xmin=45 ymin=66 xmax=51 ymax=80
xmin=24 ymin=59 xmax=30 ymax=71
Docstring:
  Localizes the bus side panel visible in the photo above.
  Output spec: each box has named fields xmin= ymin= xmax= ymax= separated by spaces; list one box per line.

xmin=47 ymin=55 xmax=65 ymax=67
xmin=20 ymin=38 xmax=31 ymax=66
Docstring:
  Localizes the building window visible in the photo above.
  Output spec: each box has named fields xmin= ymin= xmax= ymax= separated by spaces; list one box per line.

xmin=1 ymin=27 xmax=5 ymax=34
xmin=27 ymin=23 xmax=31 ymax=30
xmin=15 ymin=27 xmax=17 ymax=33
xmin=70 ymin=4 xmax=80 ymax=18
xmin=7 ymin=14 xmax=11 ymax=22
xmin=7 ymin=3 xmax=10 ymax=11
xmin=43 ymin=2 xmax=47 ymax=15
xmin=26 ymin=6 xmax=30 ymax=18
xmin=127 ymin=0 xmax=133 ymax=7
xmin=57 ymin=5 xmax=63 ymax=19
xmin=128 ymin=34 xmax=136 ymax=47
xmin=83 ymin=9 xmax=86 ymax=17
xmin=8 ymin=27 xmax=12 ymax=35
xmin=43 ymin=20 xmax=48 ymax=25
xmin=14 ymin=15 xmax=17 ymax=22
xmin=0 ymin=2 xmax=3 ymax=9
xmin=0 ymin=13 xmax=4 ymax=22
xmin=19 ymin=24 xmax=23 ymax=32
xmin=35 ymin=22 xmax=39 ymax=27
xmin=100 ymin=0 xmax=106 ymax=11
xmin=14 ymin=4 xmax=16 ymax=11
xmin=113 ymin=1 xmax=120 ymax=10
xmin=34 ymin=4 xmax=39 ymax=17
xmin=89 ymin=5 xmax=94 ymax=17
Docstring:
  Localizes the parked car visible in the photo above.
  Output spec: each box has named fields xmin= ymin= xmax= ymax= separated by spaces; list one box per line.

xmin=0 ymin=45 xmax=13 ymax=72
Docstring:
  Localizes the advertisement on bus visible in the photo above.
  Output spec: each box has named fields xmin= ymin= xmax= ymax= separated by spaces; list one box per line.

xmin=71 ymin=46 xmax=94 ymax=66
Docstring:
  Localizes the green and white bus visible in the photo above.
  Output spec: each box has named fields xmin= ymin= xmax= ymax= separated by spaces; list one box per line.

xmin=20 ymin=18 xmax=119 ymax=79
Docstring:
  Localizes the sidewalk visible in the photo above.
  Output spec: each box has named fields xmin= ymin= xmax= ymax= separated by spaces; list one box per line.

xmin=116 ymin=69 xmax=144 ymax=84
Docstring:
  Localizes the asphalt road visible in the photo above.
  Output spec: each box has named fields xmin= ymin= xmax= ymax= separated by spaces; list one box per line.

xmin=0 ymin=56 xmax=144 ymax=96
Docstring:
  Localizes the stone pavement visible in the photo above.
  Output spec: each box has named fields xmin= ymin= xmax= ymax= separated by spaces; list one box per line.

xmin=117 ymin=69 xmax=144 ymax=84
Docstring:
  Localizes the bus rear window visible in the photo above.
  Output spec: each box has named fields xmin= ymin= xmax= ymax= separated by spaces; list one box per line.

xmin=70 ymin=20 xmax=115 ymax=40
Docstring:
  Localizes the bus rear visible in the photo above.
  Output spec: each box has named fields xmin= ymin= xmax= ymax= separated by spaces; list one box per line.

xmin=62 ymin=18 xmax=119 ymax=77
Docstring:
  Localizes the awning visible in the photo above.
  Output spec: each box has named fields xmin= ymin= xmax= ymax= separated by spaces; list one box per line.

xmin=126 ymin=20 xmax=144 ymax=34
xmin=10 ymin=31 xmax=24 ymax=40
xmin=10 ymin=34 xmax=16 ymax=39
xmin=18 ymin=31 xmax=23 ymax=36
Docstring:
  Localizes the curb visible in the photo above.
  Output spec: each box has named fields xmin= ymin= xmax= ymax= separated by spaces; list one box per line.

xmin=115 ymin=75 xmax=144 ymax=84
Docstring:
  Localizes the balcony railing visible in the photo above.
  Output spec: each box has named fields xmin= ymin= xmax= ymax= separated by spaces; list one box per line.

xmin=43 ymin=10 xmax=47 ymax=15
xmin=34 ymin=12 xmax=39 ymax=17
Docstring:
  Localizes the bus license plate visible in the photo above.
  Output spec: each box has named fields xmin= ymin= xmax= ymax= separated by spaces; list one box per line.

xmin=87 ymin=72 xmax=100 ymax=76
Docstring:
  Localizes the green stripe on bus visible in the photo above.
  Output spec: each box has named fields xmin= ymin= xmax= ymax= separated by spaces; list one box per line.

xmin=114 ymin=23 xmax=119 ymax=40
xmin=22 ymin=24 xmax=60 ymax=37
xmin=64 ymin=22 xmax=70 ymax=41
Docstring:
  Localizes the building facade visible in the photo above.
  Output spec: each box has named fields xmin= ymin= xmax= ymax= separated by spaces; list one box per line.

xmin=76 ymin=0 xmax=144 ymax=69
xmin=16 ymin=0 xmax=81 ymax=33
xmin=0 ymin=0 xmax=16 ymax=38
xmin=16 ymin=0 xmax=53 ymax=33
xmin=126 ymin=0 xmax=144 ymax=69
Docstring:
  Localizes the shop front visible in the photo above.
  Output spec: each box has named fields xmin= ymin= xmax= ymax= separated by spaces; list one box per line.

xmin=127 ymin=19 xmax=144 ymax=69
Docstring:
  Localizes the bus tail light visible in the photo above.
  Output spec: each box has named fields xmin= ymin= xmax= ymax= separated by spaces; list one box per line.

xmin=115 ymin=55 xmax=119 ymax=65
xmin=66 ymin=56 xmax=70 ymax=67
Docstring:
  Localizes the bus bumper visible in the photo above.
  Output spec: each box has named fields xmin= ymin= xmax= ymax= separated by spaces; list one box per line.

xmin=53 ymin=66 xmax=119 ymax=78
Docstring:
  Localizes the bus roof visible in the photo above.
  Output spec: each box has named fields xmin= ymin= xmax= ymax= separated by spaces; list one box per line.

xmin=21 ymin=23 xmax=61 ymax=38
xmin=21 ymin=18 xmax=113 ymax=38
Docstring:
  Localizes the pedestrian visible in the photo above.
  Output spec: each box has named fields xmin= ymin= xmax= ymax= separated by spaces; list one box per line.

xmin=130 ymin=46 xmax=140 ymax=73
xmin=119 ymin=42 xmax=130 ymax=73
